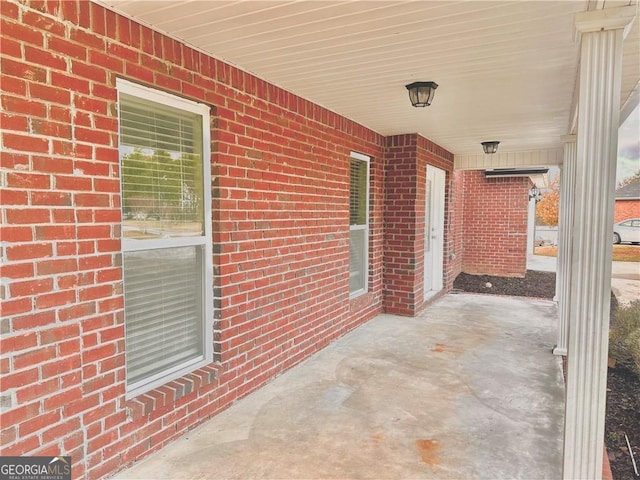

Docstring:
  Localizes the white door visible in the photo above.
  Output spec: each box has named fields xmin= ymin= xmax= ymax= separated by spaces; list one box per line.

xmin=424 ymin=166 xmax=445 ymax=298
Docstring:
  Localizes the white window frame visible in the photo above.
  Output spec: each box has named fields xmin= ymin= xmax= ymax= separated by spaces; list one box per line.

xmin=349 ymin=151 xmax=370 ymax=298
xmin=116 ymin=78 xmax=213 ymax=399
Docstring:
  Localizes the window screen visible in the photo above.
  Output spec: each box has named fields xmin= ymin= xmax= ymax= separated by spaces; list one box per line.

xmin=350 ymin=159 xmax=367 ymax=226
xmin=119 ymin=93 xmax=204 ymax=238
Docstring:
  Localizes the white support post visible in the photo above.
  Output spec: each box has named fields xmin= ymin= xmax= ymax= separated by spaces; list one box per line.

xmin=563 ymin=6 xmax=636 ymax=480
xmin=553 ymin=136 xmax=576 ymax=356
xmin=527 ymin=193 xmax=536 ymax=255
xmin=553 ymin=164 xmax=564 ymax=303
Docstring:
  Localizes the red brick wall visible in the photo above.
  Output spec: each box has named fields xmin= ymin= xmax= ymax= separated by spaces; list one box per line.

xmin=614 ymin=199 xmax=640 ymax=223
xmin=383 ymin=134 xmax=455 ymax=315
xmin=0 ymin=1 xmax=391 ymax=478
xmin=460 ymin=171 xmax=531 ymax=278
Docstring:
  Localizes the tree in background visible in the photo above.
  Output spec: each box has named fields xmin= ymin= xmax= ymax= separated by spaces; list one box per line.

xmin=533 ymin=170 xmax=638 ymax=228
xmin=536 ymin=177 xmax=560 ymax=226
xmin=617 ymin=170 xmax=640 ymax=188
xmin=121 ymin=148 xmax=202 ymax=223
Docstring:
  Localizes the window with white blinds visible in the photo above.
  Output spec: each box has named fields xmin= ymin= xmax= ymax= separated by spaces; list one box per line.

xmin=349 ymin=153 xmax=370 ymax=297
xmin=123 ymin=247 xmax=203 ymax=386
xmin=116 ymin=79 xmax=213 ymax=398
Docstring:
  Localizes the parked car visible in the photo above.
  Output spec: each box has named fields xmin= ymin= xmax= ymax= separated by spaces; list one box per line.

xmin=613 ymin=218 xmax=640 ymax=244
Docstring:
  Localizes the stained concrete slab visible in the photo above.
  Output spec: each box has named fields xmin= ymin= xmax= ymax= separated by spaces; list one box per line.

xmin=114 ymin=294 xmax=565 ymax=480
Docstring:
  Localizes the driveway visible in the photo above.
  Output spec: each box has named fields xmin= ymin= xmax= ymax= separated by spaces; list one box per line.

xmin=527 ymin=254 xmax=639 ymax=305
xmin=114 ymin=294 xmax=564 ymax=480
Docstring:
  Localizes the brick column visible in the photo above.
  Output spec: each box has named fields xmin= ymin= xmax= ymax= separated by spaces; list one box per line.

xmin=384 ymin=135 xmax=421 ymax=315
xmin=383 ymin=134 xmax=454 ymax=315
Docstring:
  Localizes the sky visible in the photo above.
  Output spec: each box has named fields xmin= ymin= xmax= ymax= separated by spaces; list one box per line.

xmin=617 ymin=103 xmax=640 ymax=185
xmin=546 ymin=103 xmax=639 ymax=186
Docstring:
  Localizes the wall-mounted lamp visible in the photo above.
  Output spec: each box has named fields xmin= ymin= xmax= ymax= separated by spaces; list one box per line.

xmin=481 ymin=141 xmax=500 ymax=154
xmin=405 ymin=81 xmax=438 ymax=107
xmin=529 ymin=187 xmax=542 ymax=202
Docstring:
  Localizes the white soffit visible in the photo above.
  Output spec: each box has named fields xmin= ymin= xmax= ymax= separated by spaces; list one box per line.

xmin=454 ymin=148 xmax=564 ymax=170
xmin=102 ymin=0 xmax=639 ymax=157
xmin=621 ymin=18 xmax=640 ymax=120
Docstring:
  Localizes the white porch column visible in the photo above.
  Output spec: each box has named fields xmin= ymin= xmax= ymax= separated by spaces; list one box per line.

xmin=553 ymin=135 xmax=576 ymax=356
xmin=527 ymin=194 xmax=536 ymax=254
xmin=563 ymin=6 xmax=635 ymax=480
xmin=553 ymin=164 xmax=563 ymax=303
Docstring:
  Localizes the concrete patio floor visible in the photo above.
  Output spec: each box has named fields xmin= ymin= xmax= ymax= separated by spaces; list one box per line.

xmin=114 ymin=294 xmax=565 ymax=480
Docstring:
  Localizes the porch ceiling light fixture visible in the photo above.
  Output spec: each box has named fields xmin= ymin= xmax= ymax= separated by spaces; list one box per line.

xmin=405 ymin=81 xmax=438 ymax=107
xmin=481 ymin=141 xmax=500 ymax=154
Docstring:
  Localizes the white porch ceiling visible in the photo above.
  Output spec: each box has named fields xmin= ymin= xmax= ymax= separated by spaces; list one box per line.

xmin=102 ymin=0 xmax=639 ymax=156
